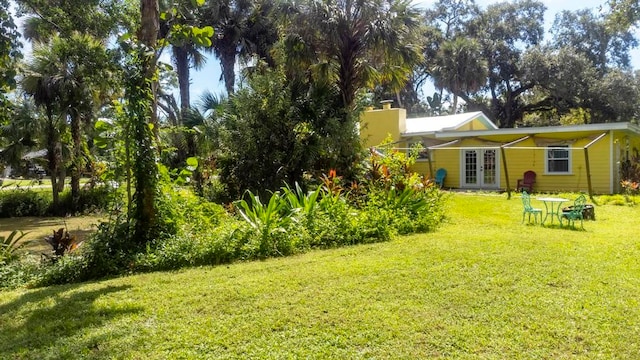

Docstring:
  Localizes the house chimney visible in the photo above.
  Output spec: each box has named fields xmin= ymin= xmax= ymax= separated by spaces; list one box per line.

xmin=380 ymin=100 xmax=393 ymax=110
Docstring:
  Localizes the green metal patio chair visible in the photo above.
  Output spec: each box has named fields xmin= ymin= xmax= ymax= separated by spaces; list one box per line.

xmin=521 ymin=190 xmax=543 ymax=224
xmin=561 ymin=194 xmax=587 ymax=229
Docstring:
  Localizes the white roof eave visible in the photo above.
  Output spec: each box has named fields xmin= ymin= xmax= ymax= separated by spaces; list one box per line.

xmin=431 ymin=122 xmax=637 ymax=139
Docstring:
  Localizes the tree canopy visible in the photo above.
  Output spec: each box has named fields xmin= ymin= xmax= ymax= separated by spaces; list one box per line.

xmin=2 ymin=0 xmax=640 ymax=211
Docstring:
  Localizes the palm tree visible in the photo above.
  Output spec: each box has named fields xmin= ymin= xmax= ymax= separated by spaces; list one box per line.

xmin=179 ymin=91 xmax=225 ymax=194
xmin=172 ymin=44 xmax=207 ymax=111
xmin=23 ymin=33 xmax=116 ymax=211
xmin=431 ymin=37 xmax=487 ymax=112
xmin=158 ymin=0 xmax=208 ymax=112
xmin=202 ymin=0 xmax=278 ymax=94
xmin=282 ymin=0 xmax=424 ymax=112
xmin=22 ymin=46 xmax=65 ymax=209
xmin=0 ymin=100 xmax=42 ymax=173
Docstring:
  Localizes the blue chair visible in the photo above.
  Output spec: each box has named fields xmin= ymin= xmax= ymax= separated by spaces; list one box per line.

xmin=521 ymin=190 xmax=542 ymax=224
xmin=435 ymin=168 xmax=447 ymax=188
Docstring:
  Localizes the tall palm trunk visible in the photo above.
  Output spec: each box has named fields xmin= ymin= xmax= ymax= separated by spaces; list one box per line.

xmin=220 ymin=46 xmax=236 ymax=94
xmin=175 ymin=45 xmax=190 ymax=112
xmin=70 ymin=111 xmax=82 ymax=212
xmin=45 ymin=107 xmax=60 ymax=211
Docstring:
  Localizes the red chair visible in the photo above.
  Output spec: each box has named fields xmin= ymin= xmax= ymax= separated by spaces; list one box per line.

xmin=517 ymin=171 xmax=536 ymax=193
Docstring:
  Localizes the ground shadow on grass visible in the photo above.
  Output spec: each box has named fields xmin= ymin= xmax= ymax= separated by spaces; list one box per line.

xmin=0 ymin=283 xmax=141 ymax=358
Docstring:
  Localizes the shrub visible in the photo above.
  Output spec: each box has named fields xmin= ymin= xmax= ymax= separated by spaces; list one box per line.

xmin=57 ymin=186 xmax=115 ymax=214
xmin=234 ymin=190 xmax=309 ymax=258
xmin=32 ymin=157 xmax=445 ymax=287
xmin=0 ymin=256 xmax=41 ymax=290
xmin=0 ymin=189 xmax=50 ymax=217
xmin=0 ymin=186 xmax=116 ymax=217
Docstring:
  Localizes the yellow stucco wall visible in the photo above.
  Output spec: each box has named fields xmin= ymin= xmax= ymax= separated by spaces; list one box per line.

xmin=629 ymin=134 xmax=640 ymax=158
xmin=499 ymin=137 xmax=602 ymax=193
xmin=410 ymin=133 xmax=619 ymax=193
xmin=456 ymin=118 xmax=492 ymax=131
xmin=359 ymin=108 xmax=406 ymax=148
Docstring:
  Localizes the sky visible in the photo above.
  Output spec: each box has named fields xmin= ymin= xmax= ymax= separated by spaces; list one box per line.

xmin=188 ymin=0 xmax=637 ymax=105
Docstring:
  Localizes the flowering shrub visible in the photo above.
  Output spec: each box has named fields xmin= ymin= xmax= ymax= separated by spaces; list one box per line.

xmin=621 ymin=180 xmax=639 ymax=195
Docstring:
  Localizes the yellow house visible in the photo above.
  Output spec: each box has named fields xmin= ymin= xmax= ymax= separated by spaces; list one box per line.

xmin=360 ymin=103 xmax=640 ymax=194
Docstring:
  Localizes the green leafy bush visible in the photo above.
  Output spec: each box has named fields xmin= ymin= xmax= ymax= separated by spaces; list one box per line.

xmin=0 ymin=256 xmax=41 ymax=289
xmin=0 ymin=186 xmax=115 ymax=217
xmin=31 ymin=145 xmax=446 ymax=287
xmin=234 ymin=190 xmax=311 ymax=258
xmin=0 ymin=189 xmax=50 ymax=217
xmin=1 ymin=230 xmax=29 ymax=263
xmin=135 ymin=219 xmax=245 ymax=271
xmin=58 ymin=186 xmax=115 ymax=214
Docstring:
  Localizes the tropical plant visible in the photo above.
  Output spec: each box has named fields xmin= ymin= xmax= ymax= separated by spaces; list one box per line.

xmin=431 ymin=37 xmax=487 ymax=112
xmin=0 ymin=230 xmax=29 ymax=264
xmin=21 ymin=45 xmax=65 ymax=209
xmin=0 ymin=0 xmax=22 ymax=123
xmin=158 ymin=0 xmax=212 ymax=111
xmin=43 ymin=227 xmax=82 ymax=258
xmin=234 ymin=190 xmax=296 ymax=257
xmin=15 ymin=0 xmax=135 ymax=42
xmin=201 ymin=0 xmax=278 ymax=94
xmin=282 ymin=0 xmax=424 ymax=112
xmin=216 ymin=64 xmax=360 ymax=199
xmin=282 ymin=182 xmax=320 ymax=215
xmin=0 ymin=100 xmax=42 ymax=170
xmin=281 ymin=182 xmax=321 ymax=231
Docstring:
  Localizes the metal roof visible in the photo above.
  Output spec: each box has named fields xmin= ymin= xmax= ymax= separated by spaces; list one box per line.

xmin=404 ymin=111 xmax=498 ymax=135
xmin=433 ymin=122 xmax=640 ymax=139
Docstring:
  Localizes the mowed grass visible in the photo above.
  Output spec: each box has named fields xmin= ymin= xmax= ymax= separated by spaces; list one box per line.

xmin=0 ymin=177 xmax=91 ymax=189
xmin=1 ymin=192 xmax=639 ymax=359
xmin=0 ymin=216 xmax=104 ymax=253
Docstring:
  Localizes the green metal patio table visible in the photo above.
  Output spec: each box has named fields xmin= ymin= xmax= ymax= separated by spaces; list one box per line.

xmin=536 ymin=197 xmax=569 ymax=225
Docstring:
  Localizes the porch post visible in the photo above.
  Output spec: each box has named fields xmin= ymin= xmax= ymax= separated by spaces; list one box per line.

xmin=500 ymin=136 xmax=530 ymax=200
xmin=583 ymin=132 xmax=607 ymax=202
xmin=426 ymin=148 xmax=434 ymax=180
xmin=500 ymin=146 xmax=511 ymax=199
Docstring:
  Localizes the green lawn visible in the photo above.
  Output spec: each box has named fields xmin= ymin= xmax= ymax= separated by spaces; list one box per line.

xmin=0 ymin=216 xmax=104 ymax=254
xmin=0 ymin=177 xmax=91 ymax=189
xmin=1 ymin=192 xmax=639 ymax=359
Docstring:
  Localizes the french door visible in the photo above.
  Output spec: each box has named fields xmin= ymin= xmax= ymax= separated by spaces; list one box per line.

xmin=461 ymin=149 xmax=500 ymax=189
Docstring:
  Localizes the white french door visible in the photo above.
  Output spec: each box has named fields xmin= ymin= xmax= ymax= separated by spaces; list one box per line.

xmin=461 ymin=149 xmax=500 ymax=189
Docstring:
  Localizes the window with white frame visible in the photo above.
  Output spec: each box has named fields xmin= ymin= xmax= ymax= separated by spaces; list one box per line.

xmin=546 ymin=145 xmax=570 ymax=174
xmin=407 ymin=141 xmax=430 ymax=160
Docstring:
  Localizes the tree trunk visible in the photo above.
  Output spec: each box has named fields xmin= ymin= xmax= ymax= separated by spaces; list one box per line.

xmin=220 ymin=47 xmax=236 ymax=94
xmin=133 ymin=0 xmax=160 ymax=243
xmin=47 ymin=124 xmax=60 ymax=211
xmin=140 ymin=0 xmax=159 ymax=133
xmin=175 ymin=45 xmax=190 ymax=112
xmin=452 ymin=94 xmax=458 ymax=114
xmin=70 ymin=111 xmax=82 ymax=212
xmin=139 ymin=0 xmax=159 ymax=52
xmin=45 ymin=112 xmax=59 ymax=211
